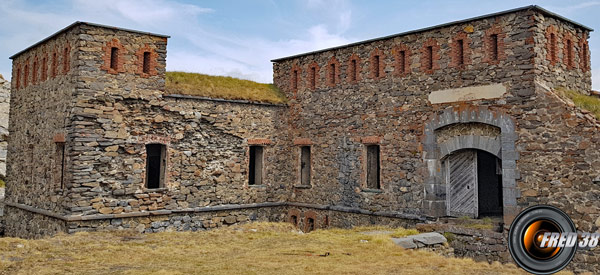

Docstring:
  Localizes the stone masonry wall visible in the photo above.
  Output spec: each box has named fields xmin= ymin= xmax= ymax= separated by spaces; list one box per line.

xmin=274 ymin=9 xmax=543 ymax=217
xmin=0 ymin=75 xmax=10 ymax=176
xmin=6 ymin=26 xmax=78 ymax=216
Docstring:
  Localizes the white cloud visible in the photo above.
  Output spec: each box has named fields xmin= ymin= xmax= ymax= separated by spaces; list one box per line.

xmin=0 ymin=0 xmax=355 ymax=84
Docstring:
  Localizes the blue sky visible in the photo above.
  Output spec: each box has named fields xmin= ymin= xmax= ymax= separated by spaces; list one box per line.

xmin=0 ymin=0 xmax=599 ymax=89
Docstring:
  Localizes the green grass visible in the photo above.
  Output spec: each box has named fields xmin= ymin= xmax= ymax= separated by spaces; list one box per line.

xmin=165 ymin=71 xmax=287 ymax=104
xmin=560 ymin=89 xmax=600 ymax=120
xmin=0 ymin=179 xmax=4 ymax=187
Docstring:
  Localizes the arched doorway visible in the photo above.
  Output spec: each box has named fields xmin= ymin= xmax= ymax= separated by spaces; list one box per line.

xmin=442 ymin=149 xmax=503 ymax=218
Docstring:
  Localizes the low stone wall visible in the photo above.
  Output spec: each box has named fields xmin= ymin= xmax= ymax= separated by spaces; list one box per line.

xmin=4 ymin=206 xmax=67 ymax=239
xmin=66 ymin=205 xmax=287 ymax=234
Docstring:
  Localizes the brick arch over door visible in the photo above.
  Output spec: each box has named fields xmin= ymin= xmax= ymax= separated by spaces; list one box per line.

xmin=422 ymin=106 xmax=519 ymax=225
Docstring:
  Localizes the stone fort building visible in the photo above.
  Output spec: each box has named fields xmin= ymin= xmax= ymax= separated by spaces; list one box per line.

xmin=3 ymin=4 xmax=600 ymax=269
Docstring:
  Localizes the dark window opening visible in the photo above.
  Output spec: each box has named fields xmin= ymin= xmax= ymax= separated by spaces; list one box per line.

xmin=583 ymin=44 xmax=588 ymax=70
xmin=300 ymin=146 xmax=311 ymax=186
xmin=306 ymin=217 xmax=315 ymax=232
xmin=310 ymin=67 xmax=316 ymax=89
xmin=249 ymin=146 xmax=263 ymax=185
xmin=398 ymin=51 xmax=406 ymax=73
xmin=350 ymin=59 xmax=357 ymax=81
xmin=143 ymin=51 xmax=151 ymax=74
xmin=373 ymin=55 xmax=380 ymax=77
xmin=329 ymin=63 xmax=336 ymax=85
xmin=426 ymin=46 xmax=433 ymax=70
xmin=63 ymin=47 xmax=69 ymax=73
xmin=52 ymin=52 xmax=58 ymax=77
xmin=291 ymin=215 xmax=298 ymax=226
xmin=41 ymin=57 xmax=47 ymax=81
xmin=32 ymin=60 xmax=38 ymax=84
xmin=566 ymin=40 xmax=572 ymax=66
xmin=550 ymin=33 xmax=556 ymax=62
xmin=145 ymin=144 xmax=166 ymax=189
xmin=110 ymin=47 xmax=119 ymax=70
xmin=457 ymin=39 xmax=464 ymax=65
xmin=490 ymin=34 xmax=499 ymax=61
xmin=55 ymin=142 xmax=66 ymax=189
xmin=292 ymin=69 xmax=298 ymax=90
xmin=366 ymin=145 xmax=380 ymax=189
xmin=16 ymin=68 xmax=20 ymax=89
xmin=24 ymin=65 xmax=29 ymax=87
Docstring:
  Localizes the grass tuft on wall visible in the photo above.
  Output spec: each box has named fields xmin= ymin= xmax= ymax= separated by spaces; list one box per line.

xmin=165 ymin=72 xmax=287 ymax=104
xmin=559 ymin=89 xmax=600 ymax=120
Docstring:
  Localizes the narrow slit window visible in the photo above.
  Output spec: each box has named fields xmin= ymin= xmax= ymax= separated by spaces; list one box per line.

xmin=306 ymin=217 xmax=315 ymax=232
xmin=426 ymin=46 xmax=433 ymax=70
xmin=329 ymin=63 xmax=336 ymax=85
xmin=52 ymin=52 xmax=58 ymax=77
xmin=55 ymin=142 xmax=66 ymax=189
xmin=583 ymin=44 xmax=588 ymax=70
xmin=24 ymin=65 xmax=29 ymax=88
xmin=490 ymin=34 xmax=499 ymax=61
xmin=63 ymin=47 xmax=69 ymax=73
xmin=32 ymin=60 xmax=38 ymax=84
xmin=16 ymin=67 xmax=20 ymax=89
xmin=145 ymin=144 xmax=166 ymax=189
xmin=398 ymin=51 xmax=406 ymax=74
xmin=566 ymin=40 xmax=572 ymax=67
xmin=41 ymin=57 xmax=47 ymax=81
xmin=550 ymin=33 xmax=556 ymax=62
xmin=310 ymin=67 xmax=316 ymax=89
xmin=110 ymin=47 xmax=119 ymax=70
xmin=291 ymin=215 xmax=298 ymax=226
xmin=249 ymin=146 xmax=263 ymax=185
xmin=457 ymin=39 xmax=464 ymax=65
xmin=300 ymin=146 xmax=311 ymax=186
xmin=292 ymin=69 xmax=298 ymax=90
xmin=351 ymin=59 xmax=357 ymax=81
xmin=373 ymin=55 xmax=380 ymax=77
xmin=366 ymin=145 xmax=380 ymax=189
xmin=143 ymin=51 xmax=151 ymax=74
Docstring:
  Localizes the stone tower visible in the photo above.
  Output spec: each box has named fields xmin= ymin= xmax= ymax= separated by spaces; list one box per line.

xmin=5 ymin=22 xmax=168 ymax=237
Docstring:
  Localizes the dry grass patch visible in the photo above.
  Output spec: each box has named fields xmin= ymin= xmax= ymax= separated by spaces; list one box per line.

xmin=0 ymin=222 xmax=545 ymax=274
xmin=558 ymin=89 xmax=600 ymax=120
xmin=165 ymin=72 xmax=287 ymax=104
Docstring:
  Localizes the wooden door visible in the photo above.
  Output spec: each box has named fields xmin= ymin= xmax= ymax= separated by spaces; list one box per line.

xmin=445 ymin=150 xmax=478 ymax=218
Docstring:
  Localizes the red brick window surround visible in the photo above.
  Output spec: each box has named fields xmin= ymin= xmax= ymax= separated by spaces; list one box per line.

xmin=393 ymin=44 xmax=410 ymax=77
xmin=290 ymin=63 xmax=302 ymax=94
xmin=545 ymin=26 xmax=559 ymax=66
xmin=23 ymin=62 xmax=29 ymax=88
xmin=369 ymin=48 xmax=385 ymax=79
xmin=32 ymin=57 xmax=38 ymax=85
xmin=304 ymin=211 xmax=318 ymax=232
xmin=579 ymin=35 xmax=590 ymax=72
xmin=15 ymin=65 xmax=21 ymax=90
xmin=451 ymin=32 xmax=471 ymax=68
xmin=420 ymin=39 xmax=440 ymax=74
xmin=307 ymin=62 xmax=319 ymax=90
xmin=564 ymin=35 xmax=574 ymax=70
xmin=484 ymin=26 xmax=506 ymax=64
xmin=102 ymin=39 xmax=126 ymax=74
xmin=51 ymin=51 xmax=58 ymax=78
xmin=347 ymin=53 xmax=361 ymax=83
xmin=326 ymin=57 xmax=340 ymax=87
xmin=41 ymin=54 xmax=48 ymax=82
xmin=136 ymin=44 xmax=158 ymax=77
xmin=62 ymin=44 xmax=71 ymax=74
